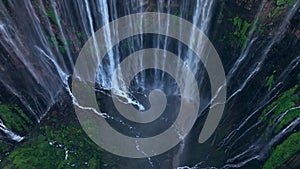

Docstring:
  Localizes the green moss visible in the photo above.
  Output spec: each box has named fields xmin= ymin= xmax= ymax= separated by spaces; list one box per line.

xmin=287 ymin=0 xmax=296 ymax=6
xmin=233 ymin=17 xmax=242 ymax=30
xmin=268 ymin=0 xmax=295 ymax=18
xmin=249 ymin=19 xmax=260 ymax=36
xmin=8 ymin=141 xmax=65 ymax=169
xmin=174 ymin=10 xmax=180 ymax=17
xmin=275 ymin=109 xmax=300 ymax=133
xmin=47 ymin=36 xmax=67 ymax=54
xmin=232 ymin=16 xmax=252 ymax=49
xmin=4 ymin=113 xmax=104 ymax=169
xmin=0 ymin=141 xmax=13 ymax=156
xmin=259 ymin=85 xmax=299 ymax=127
xmin=58 ymin=45 xmax=66 ymax=54
xmin=14 ymin=106 xmax=31 ymax=124
xmin=277 ymin=0 xmax=286 ymax=6
xmin=268 ymin=11 xmax=276 ymax=18
xmin=77 ymin=32 xmax=83 ymax=38
xmin=0 ymin=103 xmax=31 ymax=160
xmin=47 ymin=36 xmax=59 ymax=45
xmin=263 ymin=131 xmax=300 ymax=169
xmin=265 ymin=74 xmax=275 ymax=91
xmin=277 ymin=0 xmax=295 ymax=6
xmin=0 ymin=103 xmax=32 ymax=133
xmin=88 ymin=156 xmax=100 ymax=169
xmin=46 ymin=9 xmax=59 ymax=25
xmin=67 ymin=40 xmax=73 ymax=45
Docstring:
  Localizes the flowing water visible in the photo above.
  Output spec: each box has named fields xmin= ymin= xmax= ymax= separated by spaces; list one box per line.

xmin=0 ymin=0 xmax=299 ymax=168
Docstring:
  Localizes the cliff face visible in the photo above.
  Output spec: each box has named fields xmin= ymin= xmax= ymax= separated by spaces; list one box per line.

xmin=210 ymin=1 xmax=300 ymax=169
xmin=0 ymin=0 xmax=299 ymax=168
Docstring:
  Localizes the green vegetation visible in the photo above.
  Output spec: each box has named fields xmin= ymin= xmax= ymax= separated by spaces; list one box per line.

xmin=48 ymin=36 xmax=59 ymax=45
xmin=58 ymin=45 xmax=66 ymax=54
xmin=223 ymin=17 xmax=259 ymax=50
xmin=77 ymin=32 xmax=84 ymax=38
xmin=232 ymin=16 xmax=251 ymax=48
xmin=67 ymin=40 xmax=73 ymax=45
xmin=47 ymin=36 xmax=67 ymax=54
xmin=268 ymin=0 xmax=296 ymax=18
xmin=46 ymin=9 xmax=59 ymax=25
xmin=275 ymin=108 xmax=300 ymax=133
xmin=3 ymin=113 xmax=105 ymax=169
xmin=5 ymin=140 xmax=65 ymax=169
xmin=263 ymin=131 xmax=300 ymax=169
xmin=265 ymin=74 xmax=275 ymax=91
xmin=268 ymin=8 xmax=282 ymax=18
xmin=173 ymin=10 xmax=181 ymax=23
xmin=0 ymin=103 xmax=32 ymax=161
xmin=0 ymin=142 xmax=12 ymax=154
xmin=249 ymin=19 xmax=260 ymax=36
xmin=174 ymin=10 xmax=180 ymax=17
xmin=0 ymin=102 xmax=32 ymax=133
xmin=262 ymin=76 xmax=300 ymax=168
xmin=0 ymin=141 xmax=13 ymax=159
xmin=276 ymin=0 xmax=295 ymax=6
xmin=45 ymin=8 xmax=73 ymax=54
xmin=260 ymin=73 xmax=300 ymax=135
xmin=259 ymin=85 xmax=299 ymax=126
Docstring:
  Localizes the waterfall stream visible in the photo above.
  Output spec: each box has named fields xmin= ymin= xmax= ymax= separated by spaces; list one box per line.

xmin=0 ymin=0 xmax=299 ymax=168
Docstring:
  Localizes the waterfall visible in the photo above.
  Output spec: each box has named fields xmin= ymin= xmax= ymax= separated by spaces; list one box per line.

xmin=0 ymin=119 xmax=23 ymax=142
xmin=0 ymin=0 xmax=299 ymax=168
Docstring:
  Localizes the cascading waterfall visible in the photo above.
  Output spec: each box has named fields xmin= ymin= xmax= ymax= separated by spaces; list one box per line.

xmin=218 ymin=1 xmax=300 ymax=167
xmin=0 ymin=0 xmax=299 ymax=168
xmin=0 ymin=119 xmax=23 ymax=142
